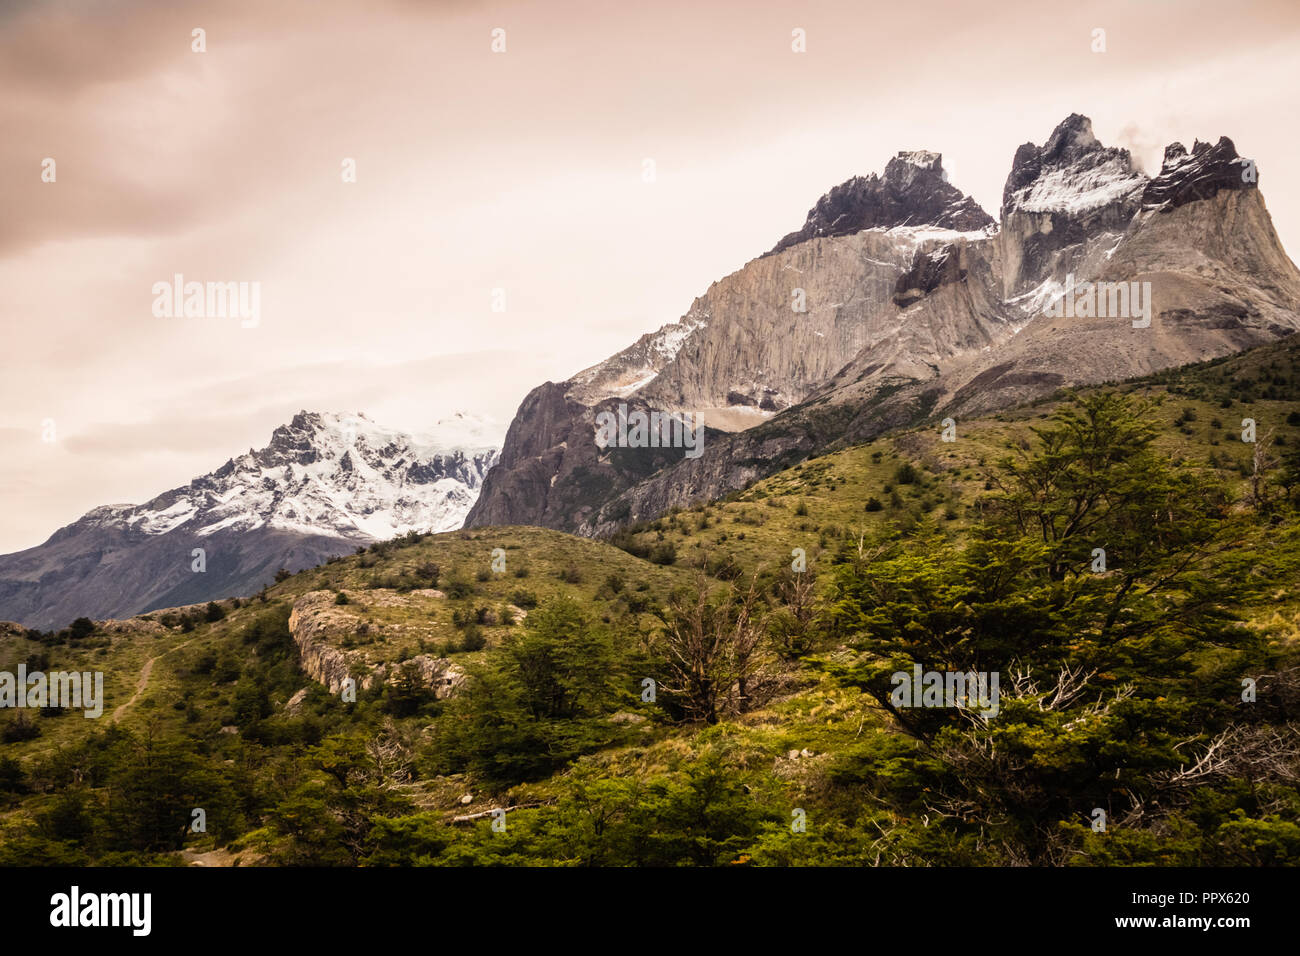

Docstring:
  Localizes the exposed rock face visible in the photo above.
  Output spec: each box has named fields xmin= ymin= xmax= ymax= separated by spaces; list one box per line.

xmin=821 ymin=235 xmax=1011 ymax=397
xmin=893 ymin=243 xmax=964 ymax=307
xmin=998 ymin=113 xmax=1148 ymax=298
xmin=768 ymin=151 xmax=995 ymax=256
xmin=467 ymin=154 xmax=998 ymax=531
xmin=466 ymin=225 xmax=1000 ymax=530
xmin=472 ymin=113 xmax=1300 ymax=539
xmin=1141 ymin=137 xmax=1255 ymax=210
xmin=287 ymin=594 xmax=362 ymax=694
xmin=0 ymin=413 xmax=499 ymax=630
xmin=287 ymin=590 xmax=464 ymax=697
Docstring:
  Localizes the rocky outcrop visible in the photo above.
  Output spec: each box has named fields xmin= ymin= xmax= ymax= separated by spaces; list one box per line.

xmin=1142 ymin=137 xmax=1255 ymax=211
xmin=287 ymin=593 xmax=362 ymax=693
xmin=893 ymin=243 xmax=964 ymax=307
xmin=287 ymin=591 xmax=464 ymax=697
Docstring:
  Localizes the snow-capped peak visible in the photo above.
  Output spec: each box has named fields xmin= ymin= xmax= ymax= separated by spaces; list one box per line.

xmin=278 ymin=410 xmax=501 ymax=461
xmin=1002 ymin=114 xmax=1148 ymax=219
xmin=79 ymin=411 xmax=501 ymax=542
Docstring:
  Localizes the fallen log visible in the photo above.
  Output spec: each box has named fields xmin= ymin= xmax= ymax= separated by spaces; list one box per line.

xmin=451 ymin=802 xmax=543 ymax=824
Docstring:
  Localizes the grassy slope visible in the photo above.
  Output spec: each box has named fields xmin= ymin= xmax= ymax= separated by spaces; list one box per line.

xmin=612 ymin=335 xmax=1300 ymax=640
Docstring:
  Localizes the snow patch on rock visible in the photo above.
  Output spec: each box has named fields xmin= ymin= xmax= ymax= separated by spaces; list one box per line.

xmin=1011 ymin=157 xmax=1146 ymax=216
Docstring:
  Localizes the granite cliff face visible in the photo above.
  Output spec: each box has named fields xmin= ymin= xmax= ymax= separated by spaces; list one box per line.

xmin=469 ymin=114 xmax=1300 ymax=537
xmin=467 ymin=152 xmax=999 ymax=530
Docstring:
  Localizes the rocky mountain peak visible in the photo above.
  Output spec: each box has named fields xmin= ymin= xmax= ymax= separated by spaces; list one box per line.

xmin=1041 ymin=112 xmax=1100 ymax=160
xmin=767 ymin=150 xmax=994 ymax=256
xmin=262 ymin=410 xmax=332 ymax=465
xmin=1001 ymin=113 xmax=1145 ymax=219
xmin=0 ymin=411 xmax=505 ymax=628
xmin=1142 ymin=135 xmax=1255 ymax=210
xmin=883 ymin=149 xmax=946 ymax=185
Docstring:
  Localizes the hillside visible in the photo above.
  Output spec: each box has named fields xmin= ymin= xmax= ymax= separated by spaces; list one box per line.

xmin=1 ymin=338 xmax=1298 ymax=867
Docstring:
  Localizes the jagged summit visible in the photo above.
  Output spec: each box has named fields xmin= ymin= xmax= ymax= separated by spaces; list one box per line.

xmin=1001 ymin=114 xmax=1146 ymax=219
xmin=893 ymin=149 xmax=943 ymax=172
xmin=997 ymin=114 xmax=1150 ymax=297
xmin=767 ymin=150 xmax=994 ymax=256
xmin=1141 ymin=136 xmax=1256 ymax=210
xmin=1042 ymin=112 xmax=1099 ymax=156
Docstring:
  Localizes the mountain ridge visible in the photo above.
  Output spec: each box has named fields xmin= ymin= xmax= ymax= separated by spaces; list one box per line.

xmin=467 ymin=113 xmax=1300 ymax=536
xmin=0 ymin=411 xmax=500 ymax=629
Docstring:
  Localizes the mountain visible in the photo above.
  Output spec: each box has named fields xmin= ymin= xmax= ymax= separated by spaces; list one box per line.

xmin=0 ymin=411 xmax=500 ymax=630
xmin=766 ymin=150 xmax=995 ymax=256
xmin=467 ymin=114 xmax=1300 ymax=535
xmin=467 ymin=150 xmax=1004 ymax=528
xmin=997 ymin=111 xmax=1148 ymax=299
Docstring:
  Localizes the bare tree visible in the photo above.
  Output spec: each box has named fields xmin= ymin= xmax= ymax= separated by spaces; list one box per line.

xmin=771 ymin=567 xmax=817 ymax=658
xmin=653 ymin=572 xmax=775 ymax=723
xmin=1248 ymin=427 xmax=1278 ymax=512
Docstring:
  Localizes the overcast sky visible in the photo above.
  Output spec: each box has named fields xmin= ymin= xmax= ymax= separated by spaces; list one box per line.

xmin=2 ymin=0 xmax=1298 ymax=552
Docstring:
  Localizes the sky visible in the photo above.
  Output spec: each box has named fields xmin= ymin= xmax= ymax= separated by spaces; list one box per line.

xmin=2 ymin=0 xmax=1299 ymax=553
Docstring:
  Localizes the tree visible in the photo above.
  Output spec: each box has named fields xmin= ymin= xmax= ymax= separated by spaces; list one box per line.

xmin=821 ymin=391 xmax=1288 ymax=863
xmin=653 ymin=573 xmax=774 ymax=723
xmin=980 ymin=391 xmax=1171 ymax=581
xmin=1279 ymin=443 xmax=1300 ymax=503
xmin=769 ymin=567 xmax=818 ymax=659
xmin=502 ymin=596 xmax=620 ymax=721
xmin=428 ymin=596 xmax=631 ymax=785
xmin=1247 ymin=427 xmax=1279 ymax=512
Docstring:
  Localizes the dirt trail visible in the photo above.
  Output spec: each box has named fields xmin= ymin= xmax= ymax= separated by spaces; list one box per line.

xmin=111 ymin=637 xmax=198 ymax=723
